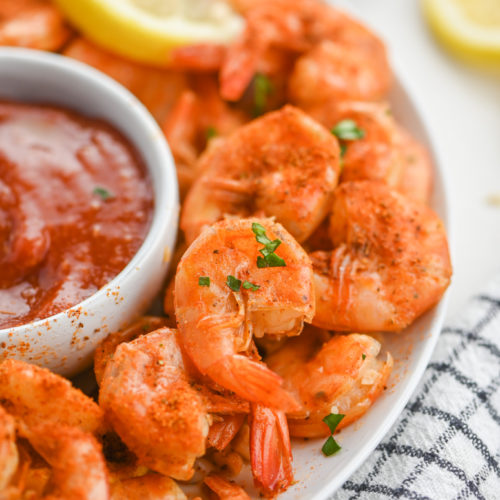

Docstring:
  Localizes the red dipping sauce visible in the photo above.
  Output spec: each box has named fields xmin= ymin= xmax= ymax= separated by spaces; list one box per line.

xmin=0 ymin=101 xmax=153 ymax=329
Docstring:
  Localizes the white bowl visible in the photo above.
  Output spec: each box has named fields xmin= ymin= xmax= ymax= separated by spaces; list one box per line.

xmin=0 ymin=48 xmax=179 ymax=377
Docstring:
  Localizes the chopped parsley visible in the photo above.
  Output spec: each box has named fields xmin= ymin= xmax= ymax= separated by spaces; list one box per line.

xmin=226 ymin=276 xmax=260 ymax=292
xmin=332 ymin=119 xmax=365 ymax=141
xmin=252 ymin=222 xmax=286 ymax=268
xmin=206 ymin=126 xmax=218 ymax=140
xmin=340 ymin=143 xmax=348 ymax=158
xmin=198 ymin=276 xmax=210 ymax=287
xmin=322 ymin=436 xmax=342 ymax=456
xmin=93 ymin=186 xmax=115 ymax=201
xmin=253 ymin=73 xmax=273 ymax=117
xmin=226 ymin=275 xmax=241 ymax=292
xmin=321 ymin=413 xmax=345 ymax=457
xmin=362 ymin=353 xmax=366 ymax=360
xmin=242 ymin=280 xmax=260 ymax=291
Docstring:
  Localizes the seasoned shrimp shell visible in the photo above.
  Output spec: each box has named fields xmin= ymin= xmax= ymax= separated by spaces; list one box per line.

xmin=181 ymin=105 xmax=340 ymax=244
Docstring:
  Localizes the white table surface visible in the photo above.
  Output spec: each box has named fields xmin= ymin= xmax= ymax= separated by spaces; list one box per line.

xmin=334 ymin=0 xmax=500 ymax=321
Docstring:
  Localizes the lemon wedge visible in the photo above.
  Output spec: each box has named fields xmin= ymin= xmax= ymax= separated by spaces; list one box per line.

xmin=53 ymin=0 xmax=244 ymax=66
xmin=422 ymin=0 xmax=500 ymax=64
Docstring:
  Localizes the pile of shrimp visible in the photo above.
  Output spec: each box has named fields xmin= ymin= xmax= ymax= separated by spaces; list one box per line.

xmin=0 ymin=0 xmax=452 ymax=498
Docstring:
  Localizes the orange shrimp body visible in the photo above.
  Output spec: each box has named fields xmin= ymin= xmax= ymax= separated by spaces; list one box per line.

xmin=266 ymin=328 xmax=393 ymax=437
xmin=175 ymin=217 xmax=315 ymax=411
xmin=311 ymin=181 xmax=452 ymax=332
xmin=305 ymin=101 xmax=433 ymax=204
xmin=0 ymin=0 xmax=70 ymax=51
xmin=99 ymin=328 xmax=209 ymax=481
xmin=0 ymin=407 xmax=17 ymax=491
xmin=181 ymin=106 xmax=341 ymax=245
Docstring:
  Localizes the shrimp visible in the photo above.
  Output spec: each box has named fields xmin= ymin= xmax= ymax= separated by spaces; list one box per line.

xmin=0 ymin=407 xmax=18 ymax=491
xmin=99 ymin=328 xmax=209 ymax=481
xmin=0 ymin=359 xmax=105 ymax=435
xmin=0 ymin=0 xmax=70 ymax=51
xmin=24 ymin=423 xmax=109 ymax=500
xmin=219 ymin=0 xmax=390 ymax=104
xmin=207 ymin=414 xmax=246 ymax=451
xmin=311 ymin=181 xmax=452 ymax=332
xmin=250 ymin=405 xmax=293 ymax=496
xmin=181 ymin=106 xmax=341 ymax=245
xmin=288 ymin=37 xmax=391 ymax=107
xmin=307 ymin=101 xmax=403 ymax=185
xmin=204 ymin=474 xmax=251 ymax=500
xmin=395 ymin=126 xmax=433 ymax=204
xmin=63 ymin=38 xmax=189 ymax=124
xmin=305 ymin=101 xmax=434 ymax=203
xmin=162 ymin=77 xmax=248 ymax=198
xmin=110 ymin=473 xmax=186 ymax=500
xmin=266 ymin=328 xmax=393 ymax=437
xmin=175 ymin=217 xmax=314 ymax=411
xmin=93 ymin=316 xmax=169 ymax=386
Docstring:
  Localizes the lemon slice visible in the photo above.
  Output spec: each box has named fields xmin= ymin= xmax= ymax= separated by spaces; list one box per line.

xmin=422 ymin=0 xmax=500 ymax=63
xmin=53 ymin=0 xmax=244 ymax=66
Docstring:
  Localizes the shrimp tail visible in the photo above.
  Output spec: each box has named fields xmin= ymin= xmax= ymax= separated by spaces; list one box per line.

xmin=208 ymin=414 xmax=246 ymax=451
xmin=206 ymin=355 xmax=301 ymax=413
xmin=204 ymin=474 xmax=251 ymax=499
xmin=250 ymin=404 xmax=293 ymax=496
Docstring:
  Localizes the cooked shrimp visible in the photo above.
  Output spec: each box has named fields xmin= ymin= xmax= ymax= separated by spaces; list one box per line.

xmin=220 ymin=0 xmax=390 ymax=103
xmin=24 ymin=423 xmax=109 ymax=500
xmin=99 ymin=328 xmax=209 ymax=481
xmin=0 ymin=359 xmax=105 ymax=435
xmin=311 ymin=181 xmax=452 ymax=332
xmin=0 ymin=0 xmax=70 ymax=51
xmin=266 ymin=328 xmax=393 ymax=437
xmin=181 ymin=106 xmax=341 ymax=245
xmin=110 ymin=473 xmax=186 ymax=500
xmin=207 ymin=414 xmax=246 ymax=451
xmin=204 ymin=474 xmax=251 ymax=500
xmin=162 ymin=77 xmax=247 ymax=198
xmin=288 ymin=37 xmax=390 ymax=107
xmin=64 ymin=38 xmax=189 ymax=124
xmin=94 ymin=316 xmax=169 ymax=386
xmin=395 ymin=126 xmax=433 ymax=204
xmin=0 ymin=407 xmax=18 ymax=491
xmin=250 ymin=404 xmax=293 ymax=496
xmin=175 ymin=217 xmax=314 ymax=410
xmin=307 ymin=101 xmax=403 ymax=185
xmin=305 ymin=101 xmax=434 ymax=203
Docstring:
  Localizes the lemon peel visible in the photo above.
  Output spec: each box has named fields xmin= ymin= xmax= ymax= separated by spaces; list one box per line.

xmin=422 ymin=0 xmax=500 ymax=64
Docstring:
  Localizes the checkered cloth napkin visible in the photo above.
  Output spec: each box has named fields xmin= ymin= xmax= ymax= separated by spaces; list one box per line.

xmin=333 ymin=273 xmax=500 ymax=500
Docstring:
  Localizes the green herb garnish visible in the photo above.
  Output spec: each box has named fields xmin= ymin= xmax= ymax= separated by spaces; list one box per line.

xmin=321 ymin=413 xmax=345 ymax=457
xmin=253 ymin=73 xmax=273 ymax=117
xmin=206 ymin=126 xmax=218 ymax=140
xmin=198 ymin=277 xmax=210 ymax=287
xmin=226 ymin=275 xmax=241 ymax=292
xmin=340 ymin=143 xmax=348 ymax=158
xmin=332 ymin=119 xmax=365 ymax=141
xmin=93 ymin=186 xmax=115 ymax=201
xmin=362 ymin=353 xmax=366 ymax=360
xmin=322 ymin=436 xmax=342 ymax=456
xmin=252 ymin=222 xmax=286 ymax=268
xmin=242 ymin=280 xmax=260 ymax=291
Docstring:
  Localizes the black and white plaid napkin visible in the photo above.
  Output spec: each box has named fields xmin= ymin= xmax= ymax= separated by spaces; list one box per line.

xmin=333 ymin=273 xmax=500 ymax=499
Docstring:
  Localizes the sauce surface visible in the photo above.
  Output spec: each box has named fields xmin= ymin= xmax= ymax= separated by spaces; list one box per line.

xmin=0 ymin=101 xmax=153 ymax=329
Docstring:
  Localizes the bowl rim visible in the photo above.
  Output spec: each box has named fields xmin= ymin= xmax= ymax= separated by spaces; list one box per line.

xmin=0 ymin=47 xmax=179 ymax=336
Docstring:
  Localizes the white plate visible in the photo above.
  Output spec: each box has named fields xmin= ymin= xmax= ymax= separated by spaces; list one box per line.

xmin=209 ymin=73 xmax=452 ymax=499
